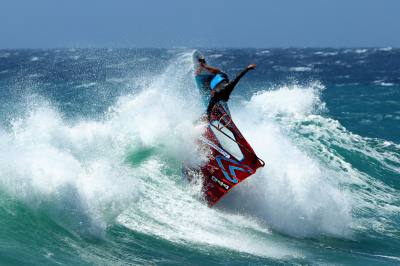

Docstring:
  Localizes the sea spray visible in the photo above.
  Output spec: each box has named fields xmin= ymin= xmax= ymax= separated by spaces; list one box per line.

xmin=0 ymin=49 xmax=399 ymax=265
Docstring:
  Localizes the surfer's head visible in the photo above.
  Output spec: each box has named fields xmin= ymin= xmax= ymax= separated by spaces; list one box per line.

xmin=194 ymin=51 xmax=206 ymax=63
xmin=210 ymin=73 xmax=229 ymax=90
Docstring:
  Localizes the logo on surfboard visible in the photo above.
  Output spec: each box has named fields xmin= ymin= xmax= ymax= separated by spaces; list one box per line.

xmin=215 ymin=155 xmax=253 ymax=184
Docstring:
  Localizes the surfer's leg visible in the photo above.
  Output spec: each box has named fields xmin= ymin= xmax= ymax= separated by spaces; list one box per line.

xmin=220 ymin=101 xmax=231 ymax=115
xmin=207 ymin=97 xmax=218 ymax=117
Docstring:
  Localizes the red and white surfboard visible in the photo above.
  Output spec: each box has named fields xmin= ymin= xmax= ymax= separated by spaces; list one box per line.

xmin=187 ymin=104 xmax=265 ymax=206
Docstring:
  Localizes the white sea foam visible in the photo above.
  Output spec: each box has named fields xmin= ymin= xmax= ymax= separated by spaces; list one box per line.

xmin=208 ymin=54 xmax=223 ymax=58
xmin=256 ymin=50 xmax=270 ymax=56
xmin=1 ymin=51 xmax=398 ymax=259
xmin=70 ymin=55 xmax=80 ymax=60
xmin=227 ymin=82 xmax=399 ymax=239
xmin=0 ymin=104 xmax=139 ymax=236
xmin=0 ymin=52 xmax=11 ymax=58
xmin=75 ymin=82 xmax=97 ymax=89
xmin=378 ymin=47 xmax=393 ymax=52
xmin=314 ymin=51 xmax=338 ymax=56
xmin=27 ymin=73 xmax=43 ymax=78
xmin=290 ymin=66 xmax=312 ymax=72
xmin=137 ymin=57 xmax=149 ymax=62
xmin=355 ymin=49 xmax=368 ymax=54
xmin=380 ymin=82 xmax=394 ymax=87
xmin=215 ymin=83 xmax=352 ymax=237
xmin=0 ymin=52 xmax=205 ymax=239
xmin=244 ymin=82 xmax=326 ymax=117
xmin=374 ymin=80 xmax=395 ymax=87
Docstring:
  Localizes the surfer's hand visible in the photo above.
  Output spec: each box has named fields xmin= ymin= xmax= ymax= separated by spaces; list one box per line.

xmin=247 ymin=64 xmax=256 ymax=70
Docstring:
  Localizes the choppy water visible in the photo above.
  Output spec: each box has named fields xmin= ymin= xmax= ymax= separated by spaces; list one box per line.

xmin=0 ymin=48 xmax=399 ymax=265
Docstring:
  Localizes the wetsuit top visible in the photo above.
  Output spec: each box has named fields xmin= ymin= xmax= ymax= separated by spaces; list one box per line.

xmin=195 ymin=74 xmax=214 ymax=107
xmin=207 ymin=67 xmax=252 ymax=116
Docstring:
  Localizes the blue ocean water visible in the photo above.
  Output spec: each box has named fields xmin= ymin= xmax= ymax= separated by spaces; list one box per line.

xmin=0 ymin=48 xmax=399 ymax=265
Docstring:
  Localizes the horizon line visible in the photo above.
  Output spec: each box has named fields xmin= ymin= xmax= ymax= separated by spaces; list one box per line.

xmin=0 ymin=46 xmax=398 ymax=50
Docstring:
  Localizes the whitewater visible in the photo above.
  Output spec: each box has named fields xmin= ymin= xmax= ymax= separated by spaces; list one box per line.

xmin=0 ymin=49 xmax=399 ymax=265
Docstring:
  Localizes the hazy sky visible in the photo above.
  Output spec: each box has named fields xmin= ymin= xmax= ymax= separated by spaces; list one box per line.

xmin=1 ymin=0 xmax=399 ymax=48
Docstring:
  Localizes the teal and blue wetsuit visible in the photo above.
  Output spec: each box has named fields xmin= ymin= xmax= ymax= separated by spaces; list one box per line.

xmin=195 ymin=73 xmax=214 ymax=107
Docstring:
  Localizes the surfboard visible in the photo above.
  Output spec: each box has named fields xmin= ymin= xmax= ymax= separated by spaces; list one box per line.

xmin=186 ymin=51 xmax=265 ymax=206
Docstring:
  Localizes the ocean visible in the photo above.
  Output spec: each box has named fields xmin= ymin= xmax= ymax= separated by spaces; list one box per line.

xmin=0 ymin=48 xmax=399 ymax=265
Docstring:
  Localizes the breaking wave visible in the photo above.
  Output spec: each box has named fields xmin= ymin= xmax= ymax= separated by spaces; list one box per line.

xmin=0 ymin=51 xmax=399 ymax=264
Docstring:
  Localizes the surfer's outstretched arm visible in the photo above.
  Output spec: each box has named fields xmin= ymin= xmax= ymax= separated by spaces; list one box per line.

xmin=224 ymin=64 xmax=256 ymax=96
xmin=206 ymin=64 xmax=256 ymax=118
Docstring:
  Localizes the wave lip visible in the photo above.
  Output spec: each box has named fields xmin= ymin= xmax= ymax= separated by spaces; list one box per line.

xmin=246 ymin=82 xmax=326 ymax=117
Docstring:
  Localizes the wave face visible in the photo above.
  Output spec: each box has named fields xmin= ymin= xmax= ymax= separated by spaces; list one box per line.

xmin=0 ymin=48 xmax=399 ymax=265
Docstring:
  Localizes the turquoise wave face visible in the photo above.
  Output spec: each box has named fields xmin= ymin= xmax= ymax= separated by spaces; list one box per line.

xmin=0 ymin=49 xmax=399 ymax=265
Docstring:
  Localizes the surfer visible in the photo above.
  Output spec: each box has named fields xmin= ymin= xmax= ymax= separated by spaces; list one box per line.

xmin=193 ymin=51 xmax=256 ymax=117
xmin=205 ymin=63 xmax=256 ymax=117
xmin=189 ymin=51 xmax=265 ymax=207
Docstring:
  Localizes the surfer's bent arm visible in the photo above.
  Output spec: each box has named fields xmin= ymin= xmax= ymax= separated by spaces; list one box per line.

xmin=200 ymin=62 xmax=221 ymax=75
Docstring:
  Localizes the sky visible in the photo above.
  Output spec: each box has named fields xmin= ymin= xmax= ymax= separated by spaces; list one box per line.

xmin=1 ymin=0 xmax=399 ymax=48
